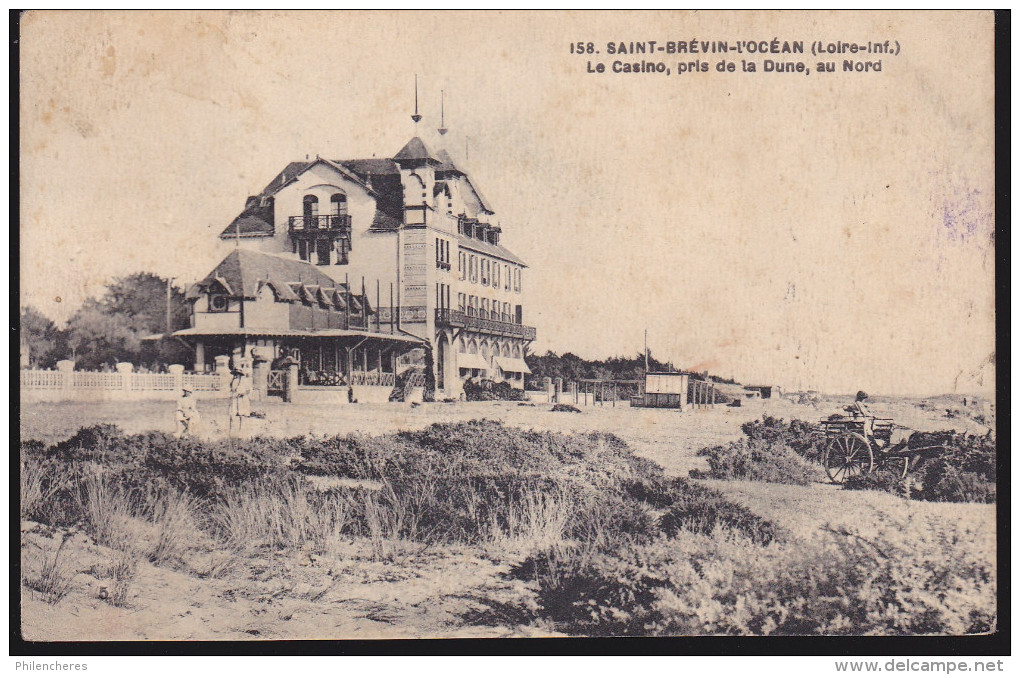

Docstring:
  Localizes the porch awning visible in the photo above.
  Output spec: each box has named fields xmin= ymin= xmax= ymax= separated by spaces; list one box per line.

xmin=495 ymin=356 xmax=531 ymax=374
xmin=457 ymin=352 xmax=490 ymax=370
xmin=172 ymin=327 xmax=424 ymax=344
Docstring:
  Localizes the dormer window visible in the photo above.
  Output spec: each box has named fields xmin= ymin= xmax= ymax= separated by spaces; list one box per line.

xmin=209 ymin=293 xmax=229 ymax=312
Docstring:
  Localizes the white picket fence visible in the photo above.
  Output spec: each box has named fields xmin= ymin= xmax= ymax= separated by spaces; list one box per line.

xmin=20 ymin=369 xmax=227 ymax=401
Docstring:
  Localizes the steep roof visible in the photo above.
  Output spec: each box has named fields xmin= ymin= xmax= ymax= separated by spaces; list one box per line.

xmin=456 ymin=234 xmax=527 ymax=267
xmin=220 ymin=141 xmax=495 ymax=237
xmin=435 ymin=149 xmax=464 ymax=176
xmin=393 ymin=136 xmax=441 ymax=164
xmin=190 ymin=249 xmax=349 ymax=300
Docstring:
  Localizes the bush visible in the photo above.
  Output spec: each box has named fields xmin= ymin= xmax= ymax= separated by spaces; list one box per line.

xmin=658 ymin=478 xmax=782 ymax=545
xmin=510 ymin=543 xmax=671 ymax=636
xmin=25 ymin=535 xmax=77 ymax=605
xmin=843 ymin=431 xmax=995 ymax=504
xmin=520 ymin=515 xmax=995 ymax=636
xmin=551 ymin=403 xmax=582 ymax=413
xmin=290 ymin=433 xmax=405 ymax=479
xmin=695 ymin=438 xmax=823 ymax=485
xmin=740 ymin=416 xmax=823 ymax=460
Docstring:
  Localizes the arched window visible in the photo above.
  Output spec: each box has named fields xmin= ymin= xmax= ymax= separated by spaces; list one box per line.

xmin=330 ymin=193 xmax=348 ymax=216
xmin=303 ymin=195 xmax=319 ymax=222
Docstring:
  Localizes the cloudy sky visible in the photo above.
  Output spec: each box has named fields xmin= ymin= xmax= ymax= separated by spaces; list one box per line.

xmin=19 ymin=11 xmax=996 ymax=395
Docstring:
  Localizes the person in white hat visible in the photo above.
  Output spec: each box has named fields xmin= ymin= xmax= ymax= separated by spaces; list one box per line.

xmin=175 ymin=385 xmax=200 ymax=438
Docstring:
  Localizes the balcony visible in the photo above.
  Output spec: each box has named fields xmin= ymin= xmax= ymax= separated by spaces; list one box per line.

xmin=435 ymin=308 xmax=537 ymax=340
xmin=288 ymin=215 xmax=352 ymax=236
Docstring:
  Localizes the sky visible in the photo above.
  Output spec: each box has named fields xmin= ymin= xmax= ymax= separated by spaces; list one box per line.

xmin=19 ymin=11 xmax=996 ymax=396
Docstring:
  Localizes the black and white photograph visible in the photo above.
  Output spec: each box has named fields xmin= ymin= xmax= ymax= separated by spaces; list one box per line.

xmin=14 ymin=9 xmax=1004 ymax=658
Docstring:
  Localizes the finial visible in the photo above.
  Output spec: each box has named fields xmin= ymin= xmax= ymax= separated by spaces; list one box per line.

xmin=412 ymin=74 xmax=422 ymax=124
xmin=438 ymin=90 xmax=448 ymax=135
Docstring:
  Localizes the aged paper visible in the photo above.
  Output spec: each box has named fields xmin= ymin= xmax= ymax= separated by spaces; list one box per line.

xmin=18 ymin=11 xmax=998 ymax=648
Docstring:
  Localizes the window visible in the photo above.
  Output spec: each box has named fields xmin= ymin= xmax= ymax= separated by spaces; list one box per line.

xmin=316 ymin=239 xmax=331 ymax=266
xmin=503 ymin=302 xmax=511 ymax=322
xmin=303 ymin=195 xmax=319 ymax=223
xmin=334 ymin=238 xmax=350 ymax=265
xmin=468 ymin=296 xmax=477 ymax=316
xmin=492 ymin=297 xmax=500 ymax=319
xmin=481 ymin=259 xmax=489 ymax=285
xmin=469 ymin=255 xmax=477 ymax=283
xmin=494 ymin=264 xmax=500 ymax=289
xmin=514 ymin=268 xmax=521 ymax=293
xmin=436 ymin=239 xmax=451 ymax=270
xmin=296 ymin=239 xmax=310 ymax=262
xmin=330 ymin=192 xmax=347 ymax=216
xmin=505 ymin=264 xmax=511 ymax=290
xmin=481 ymin=298 xmax=489 ymax=318
xmin=459 ymin=252 xmax=466 ymax=279
xmin=457 ymin=293 xmax=466 ymax=313
xmin=209 ymin=294 xmax=229 ymax=312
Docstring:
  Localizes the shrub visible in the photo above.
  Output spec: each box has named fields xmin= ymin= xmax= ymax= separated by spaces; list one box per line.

xmin=209 ymin=477 xmax=352 ymax=552
xmin=551 ymin=403 xmax=582 ymax=413
xmin=76 ymin=467 xmax=141 ymax=552
xmin=843 ymin=431 xmax=995 ymax=504
xmin=291 ymin=433 xmax=406 ymax=479
xmin=144 ymin=435 xmax=290 ymax=497
xmin=104 ymin=551 xmax=140 ymax=608
xmin=144 ymin=488 xmax=203 ymax=566
xmin=652 ymin=515 xmax=996 ymax=636
xmin=520 ymin=515 xmax=995 ymax=636
xmin=26 ymin=535 xmax=76 ymax=605
xmin=740 ymin=416 xmax=824 ymax=460
xmin=658 ymin=478 xmax=782 ymax=545
xmin=21 ymin=459 xmax=58 ymax=519
xmin=695 ymin=438 xmax=823 ymax=485
xmin=510 ymin=542 xmax=670 ymax=636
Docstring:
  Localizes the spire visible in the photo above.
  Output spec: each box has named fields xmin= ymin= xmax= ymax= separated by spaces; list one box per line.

xmin=411 ymin=74 xmax=422 ymax=124
xmin=438 ymin=90 xmax=448 ymax=135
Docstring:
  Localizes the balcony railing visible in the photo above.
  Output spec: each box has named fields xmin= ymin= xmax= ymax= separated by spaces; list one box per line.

xmin=435 ymin=308 xmax=537 ymax=340
xmin=288 ymin=214 xmax=352 ymax=235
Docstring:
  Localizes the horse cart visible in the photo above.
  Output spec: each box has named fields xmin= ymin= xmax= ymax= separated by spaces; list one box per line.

xmin=819 ymin=416 xmax=945 ymax=484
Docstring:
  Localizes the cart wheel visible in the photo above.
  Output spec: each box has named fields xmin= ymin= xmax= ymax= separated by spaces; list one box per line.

xmin=878 ymin=456 xmax=910 ymax=480
xmin=823 ymin=433 xmax=875 ymax=484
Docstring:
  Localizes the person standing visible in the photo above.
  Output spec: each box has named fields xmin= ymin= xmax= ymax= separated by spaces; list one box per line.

xmin=175 ymin=386 xmax=200 ymax=438
xmin=229 ymin=365 xmax=253 ymax=435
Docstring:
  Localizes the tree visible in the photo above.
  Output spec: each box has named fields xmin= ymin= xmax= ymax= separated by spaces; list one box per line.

xmin=19 ymin=306 xmax=60 ymax=368
xmin=63 ymin=273 xmax=191 ymax=370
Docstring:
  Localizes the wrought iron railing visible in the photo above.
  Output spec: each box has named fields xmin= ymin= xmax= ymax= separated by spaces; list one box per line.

xmin=435 ymin=308 xmax=536 ymax=340
xmin=288 ymin=214 xmax=352 ymax=235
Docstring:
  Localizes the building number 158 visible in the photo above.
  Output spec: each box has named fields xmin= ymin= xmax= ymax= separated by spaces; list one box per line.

xmin=570 ymin=42 xmax=596 ymax=54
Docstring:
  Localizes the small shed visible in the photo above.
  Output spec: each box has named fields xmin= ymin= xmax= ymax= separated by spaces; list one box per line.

xmin=642 ymin=371 xmax=691 ymax=409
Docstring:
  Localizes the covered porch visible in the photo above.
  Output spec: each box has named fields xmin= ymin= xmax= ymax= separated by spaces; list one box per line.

xmin=173 ymin=327 xmax=424 ymax=401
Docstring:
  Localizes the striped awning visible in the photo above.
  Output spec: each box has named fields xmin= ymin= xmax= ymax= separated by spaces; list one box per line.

xmin=495 ymin=356 xmax=531 ymax=374
xmin=457 ymin=352 xmax=490 ymax=371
